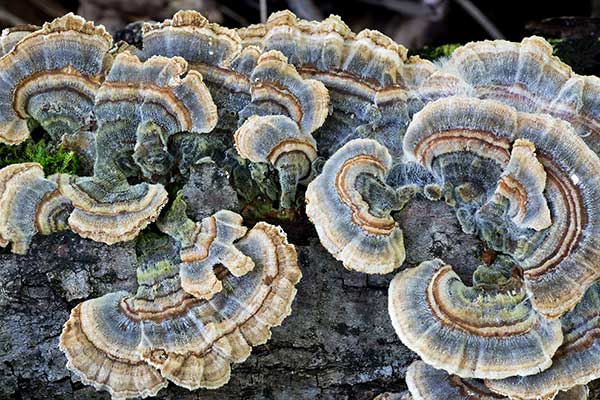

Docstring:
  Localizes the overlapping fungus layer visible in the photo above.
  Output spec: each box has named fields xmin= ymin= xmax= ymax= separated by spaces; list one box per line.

xmin=389 ymin=259 xmax=562 ymax=379
xmin=1 ymin=9 xmax=600 ymax=400
xmin=305 ymin=139 xmax=406 ymax=274
xmin=418 ymin=37 xmax=600 ymax=155
xmin=404 ymin=97 xmax=600 ymax=319
xmin=0 ymin=14 xmax=111 ymax=144
xmin=60 ymin=218 xmax=301 ymax=398
xmin=237 ymin=10 xmax=436 ymax=158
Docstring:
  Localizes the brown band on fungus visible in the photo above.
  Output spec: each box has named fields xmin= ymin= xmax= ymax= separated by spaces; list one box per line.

xmin=426 ymin=265 xmax=538 ymax=337
xmin=413 ymin=128 xmax=512 ymax=169
xmin=335 ymin=154 xmax=396 ymax=235
xmin=389 ymin=259 xmax=562 ymax=379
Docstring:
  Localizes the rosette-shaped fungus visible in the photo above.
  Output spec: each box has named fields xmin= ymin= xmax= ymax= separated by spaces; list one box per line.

xmin=94 ymin=51 xmax=217 ymax=180
xmin=485 ymin=282 xmax=600 ymax=399
xmin=138 ymin=10 xmax=328 ymax=134
xmin=60 ymin=219 xmax=301 ymax=398
xmin=306 ymin=139 xmax=408 ymax=274
xmin=419 ymin=37 xmax=600 ymax=155
xmin=0 ymin=163 xmax=71 ymax=254
xmin=157 ymin=195 xmax=254 ymax=299
xmin=54 ymin=174 xmax=168 ymax=245
xmin=138 ymin=11 xmax=328 ymax=206
xmin=56 ymin=51 xmax=218 ymax=244
xmin=234 ymin=115 xmax=317 ymax=208
xmin=237 ymin=10 xmax=437 ymax=158
xmin=404 ymin=97 xmax=600 ymax=319
xmin=406 ymin=361 xmax=517 ymax=400
xmin=388 ymin=259 xmax=563 ymax=379
xmin=0 ymin=14 xmax=112 ymax=144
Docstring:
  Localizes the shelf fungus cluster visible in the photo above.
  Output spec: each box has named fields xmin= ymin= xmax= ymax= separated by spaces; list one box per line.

xmin=384 ymin=98 xmax=600 ymax=399
xmin=59 ymin=209 xmax=301 ymax=398
xmin=417 ymin=36 xmax=600 ymax=156
xmin=1 ymin=8 xmax=600 ymax=400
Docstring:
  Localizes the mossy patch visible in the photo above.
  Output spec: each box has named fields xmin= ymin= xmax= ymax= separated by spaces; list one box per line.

xmin=411 ymin=43 xmax=461 ymax=61
xmin=0 ymin=139 xmax=82 ymax=175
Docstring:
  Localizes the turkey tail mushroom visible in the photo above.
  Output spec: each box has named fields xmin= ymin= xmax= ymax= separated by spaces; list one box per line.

xmin=406 ymin=360 xmax=524 ymax=400
xmin=0 ymin=24 xmax=39 ymax=56
xmin=60 ymin=220 xmax=301 ymax=397
xmin=54 ymin=174 xmax=168 ymax=245
xmin=419 ymin=37 xmax=600 ymax=155
xmin=305 ymin=139 xmax=408 ymax=274
xmin=237 ymin=10 xmax=437 ymax=158
xmin=158 ymin=193 xmax=254 ymax=300
xmin=234 ymin=115 xmax=317 ymax=208
xmin=0 ymin=14 xmax=112 ymax=144
xmin=404 ymin=97 xmax=600 ymax=319
xmin=488 ymin=138 xmax=551 ymax=231
xmin=0 ymin=163 xmax=72 ymax=254
xmin=388 ymin=259 xmax=562 ymax=379
xmin=485 ymin=283 xmax=600 ymax=399
xmin=56 ymin=51 xmax=218 ymax=245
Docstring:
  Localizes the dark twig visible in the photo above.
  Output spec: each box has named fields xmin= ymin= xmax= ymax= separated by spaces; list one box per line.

xmin=0 ymin=7 xmax=26 ymax=26
xmin=287 ymin=0 xmax=324 ymax=21
xmin=453 ymin=0 xmax=504 ymax=39
xmin=260 ymin=0 xmax=267 ymax=23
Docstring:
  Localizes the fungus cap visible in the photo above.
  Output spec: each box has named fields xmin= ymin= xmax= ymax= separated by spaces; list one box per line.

xmin=235 ymin=114 xmax=318 ymax=208
xmin=491 ymin=138 xmax=551 ymax=231
xmin=404 ymin=97 xmax=600 ymax=319
xmin=55 ymin=174 xmax=168 ymax=244
xmin=420 ymin=37 xmax=600 ymax=155
xmin=0 ymin=163 xmax=71 ymax=254
xmin=485 ymin=283 xmax=600 ymax=399
xmin=237 ymin=10 xmax=434 ymax=159
xmin=0 ymin=14 xmax=111 ymax=144
xmin=305 ymin=138 xmax=405 ymax=274
xmin=94 ymin=51 xmax=217 ymax=180
xmin=388 ymin=259 xmax=563 ymax=379
xmin=179 ymin=211 xmax=254 ymax=300
xmin=0 ymin=24 xmax=38 ymax=56
xmin=157 ymin=195 xmax=254 ymax=299
xmin=406 ymin=360 xmax=521 ymax=400
xmin=59 ymin=220 xmax=301 ymax=396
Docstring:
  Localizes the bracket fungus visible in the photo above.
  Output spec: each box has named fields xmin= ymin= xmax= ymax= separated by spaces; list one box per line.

xmin=406 ymin=360 xmax=517 ymax=400
xmin=237 ymin=10 xmax=437 ymax=159
xmin=0 ymin=9 xmax=599 ymax=400
xmin=93 ymin=51 xmax=217 ymax=181
xmin=485 ymin=282 xmax=600 ymax=399
xmin=60 ymin=218 xmax=301 ymax=398
xmin=389 ymin=259 xmax=562 ymax=379
xmin=404 ymin=97 xmax=600 ymax=319
xmin=0 ymin=24 xmax=39 ymax=56
xmin=137 ymin=10 xmax=328 ymax=134
xmin=137 ymin=10 xmax=328 ymax=206
xmin=306 ymin=139 xmax=409 ymax=274
xmin=54 ymin=173 xmax=168 ymax=245
xmin=234 ymin=115 xmax=317 ymax=208
xmin=157 ymin=195 xmax=254 ymax=299
xmin=0 ymin=14 xmax=112 ymax=144
xmin=419 ymin=37 xmax=600 ymax=155
xmin=55 ymin=51 xmax=218 ymax=244
xmin=488 ymin=138 xmax=552 ymax=231
xmin=0 ymin=163 xmax=71 ymax=254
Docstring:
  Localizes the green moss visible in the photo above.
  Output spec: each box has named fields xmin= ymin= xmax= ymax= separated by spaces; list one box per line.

xmin=411 ymin=43 xmax=461 ymax=61
xmin=0 ymin=139 xmax=82 ymax=175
